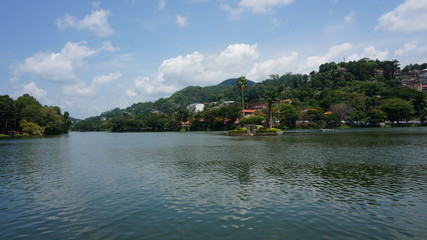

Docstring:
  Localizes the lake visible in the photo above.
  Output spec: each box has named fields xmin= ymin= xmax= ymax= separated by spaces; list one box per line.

xmin=1 ymin=128 xmax=426 ymax=239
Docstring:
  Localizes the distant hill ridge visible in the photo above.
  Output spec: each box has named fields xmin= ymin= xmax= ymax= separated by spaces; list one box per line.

xmin=218 ymin=78 xmax=256 ymax=87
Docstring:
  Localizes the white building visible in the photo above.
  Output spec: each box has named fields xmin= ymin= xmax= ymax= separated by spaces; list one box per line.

xmin=187 ymin=103 xmax=205 ymax=113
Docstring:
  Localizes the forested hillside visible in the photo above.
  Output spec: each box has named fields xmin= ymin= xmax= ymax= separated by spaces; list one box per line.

xmin=71 ymin=58 xmax=427 ymax=132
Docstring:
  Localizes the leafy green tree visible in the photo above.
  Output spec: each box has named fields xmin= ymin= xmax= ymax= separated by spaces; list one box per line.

xmin=323 ymin=113 xmax=341 ymax=128
xmin=174 ymin=108 xmax=190 ymax=122
xmin=381 ymin=98 xmax=414 ymax=124
xmin=380 ymin=60 xmax=400 ymax=80
xmin=276 ymin=103 xmax=299 ymax=129
xmin=383 ymin=86 xmax=427 ymax=120
xmin=62 ymin=111 xmax=72 ymax=133
xmin=43 ymin=106 xmax=65 ymax=135
xmin=20 ymin=120 xmax=45 ymax=136
xmin=365 ymin=108 xmax=386 ymax=126
xmin=278 ymin=84 xmax=286 ymax=101
xmin=318 ymin=62 xmax=337 ymax=73
xmin=240 ymin=115 xmax=264 ymax=125
xmin=15 ymin=94 xmax=42 ymax=121
xmin=297 ymin=107 xmax=324 ymax=128
xmin=21 ymin=104 xmax=44 ymax=125
xmin=0 ymin=95 xmax=15 ymax=134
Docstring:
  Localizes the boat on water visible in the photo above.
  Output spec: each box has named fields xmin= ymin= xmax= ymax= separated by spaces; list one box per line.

xmin=321 ymin=129 xmax=336 ymax=132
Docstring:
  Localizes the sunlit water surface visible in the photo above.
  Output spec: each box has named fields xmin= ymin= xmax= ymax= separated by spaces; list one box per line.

xmin=1 ymin=128 xmax=427 ymax=239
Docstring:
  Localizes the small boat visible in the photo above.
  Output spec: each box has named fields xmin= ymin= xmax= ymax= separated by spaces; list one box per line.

xmin=321 ymin=129 xmax=336 ymax=132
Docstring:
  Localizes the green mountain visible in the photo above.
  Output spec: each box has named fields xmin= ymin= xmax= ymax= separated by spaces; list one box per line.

xmin=218 ymin=78 xmax=256 ymax=87
xmin=118 ymin=80 xmax=241 ymax=116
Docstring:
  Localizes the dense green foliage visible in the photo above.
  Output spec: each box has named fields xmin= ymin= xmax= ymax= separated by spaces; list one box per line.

xmin=72 ymin=58 xmax=427 ymax=132
xmin=0 ymin=94 xmax=71 ymax=136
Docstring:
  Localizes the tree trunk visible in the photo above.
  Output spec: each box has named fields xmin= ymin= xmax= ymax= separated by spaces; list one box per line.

xmin=241 ymin=90 xmax=245 ymax=118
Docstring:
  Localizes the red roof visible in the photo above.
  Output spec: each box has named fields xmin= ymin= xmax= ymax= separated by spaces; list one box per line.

xmin=241 ymin=109 xmax=256 ymax=113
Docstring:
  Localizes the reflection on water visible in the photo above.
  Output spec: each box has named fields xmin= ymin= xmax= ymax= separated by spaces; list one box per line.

xmin=1 ymin=128 xmax=427 ymax=239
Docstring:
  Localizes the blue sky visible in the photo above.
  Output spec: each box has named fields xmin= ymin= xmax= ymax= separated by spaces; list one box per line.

xmin=1 ymin=0 xmax=427 ymax=118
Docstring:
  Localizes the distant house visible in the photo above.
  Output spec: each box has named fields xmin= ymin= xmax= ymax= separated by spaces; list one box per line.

xmin=246 ymin=102 xmax=266 ymax=110
xmin=187 ymin=103 xmax=205 ymax=113
xmin=241 ymin=109 xmax=256 ymax=116
xmin=275 ymin=99 xmax=293 ymax=105
xmin=420 ymin=69 xmax=427 ymax=84
xmin=223 ymin=101 xmax=235 ymax=105
xmin=375 ymin=69 xmax=384 ymax=77
xmin=181 ymin=121 xmax=190 ymax=128
xmin=209 ymin=100 xmax=235 ymax=108
xmin=418 ymin=69 xmax=427 ymax=93
xmin=402 ymin=79 xmax=422 ymax=92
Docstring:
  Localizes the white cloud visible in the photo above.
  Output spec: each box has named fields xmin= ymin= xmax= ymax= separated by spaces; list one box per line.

xmin=14 ymin=42 xmax=97 ymax=83
xmin=157 ymin=43 xmax=258 ymax=86
xmin=101 ymin=41 xmax=119 ymax=52
xmin=325 ymin=11 xmax=356 ymax=32
xmin=302 ymin=43 xmax=353 ymax=72
xmin=63 ymin=71 xmax=122 ymax=96
xmin=176 ymin=15 xmax=188 ymax=27
xmin=92 ymin=71 xmax=122 ymax=84
xmin=56 ymin=9 xmax=114 ymax=37
xmin=347 ymin=46 xmax=389 ymax=61
xmin=221 ymin=0 xmax=294 ymax=17
xmin=376 ymin=0 xmax=427 ymax=33
xmin=248 ymin=52 xmax=299 ymax=80
xmin=395 ymin=41 xmax=418 ymax=56
xmin=125 ymin=89 xmax=137 ymax=97
xmin=239 ymin=0 xmax=294 ymax=13
xmin=125 ymin=76 xmax=177 ymax=100
xmin=394 ymin=41 xmax=427 ymax=65
xmin=344 ymin=11 xmax=355 ymax=24
xmin=219 ymin=43 xmax=259 ymax=63
xmin=21 ymin=82 xmax=47 ymax=98
xmin=125 ymin=43 xmax=259 ymax=100
xmin=158 ymin=0 xmax=166 ymax=9
xmin=62 ymin=83 xmax=94 ymax=96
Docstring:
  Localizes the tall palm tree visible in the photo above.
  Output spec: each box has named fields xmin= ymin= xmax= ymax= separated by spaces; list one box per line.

xmin=264 ymin=89 xmax=279 ymax=129
xmin=236 ymin=76 xmax=247 ymax=117
xmin=278 ymin=84 xmax=286 ymax=101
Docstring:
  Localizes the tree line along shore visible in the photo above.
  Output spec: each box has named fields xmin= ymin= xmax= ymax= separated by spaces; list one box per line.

xmin=2 ymin=58 xmax=426 ymax=135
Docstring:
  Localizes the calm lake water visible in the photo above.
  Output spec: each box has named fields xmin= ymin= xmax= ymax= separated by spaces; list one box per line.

xmin=1 ymin=128 xmax=427 ymax=240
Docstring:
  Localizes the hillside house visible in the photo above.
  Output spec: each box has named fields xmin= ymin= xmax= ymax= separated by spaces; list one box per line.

xmin=241 ymin=109 xmax=256 ymax=116
xmin=187 ymin=103 xmax=205 ymax=113
xmin=402 ymin=79 xmax=422 ymax=92
xmin=246 ymin=102 xmax=267 ymax=110
xmin=417 ymin=69 xmax=427 ymax=92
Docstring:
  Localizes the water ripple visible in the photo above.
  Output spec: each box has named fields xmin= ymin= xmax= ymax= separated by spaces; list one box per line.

xmin=1 ymin=130 xmax=427 ymax=239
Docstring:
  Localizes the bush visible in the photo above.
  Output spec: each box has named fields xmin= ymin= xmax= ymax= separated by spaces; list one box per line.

xmin=256 ymin=128 xmax=282 ymax=133
xmin=228 ymin=127 xmax=247 ymax=133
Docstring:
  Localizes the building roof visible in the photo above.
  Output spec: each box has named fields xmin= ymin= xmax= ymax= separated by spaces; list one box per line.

xmin=241 ymin=109 xmax=256 ymax=113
